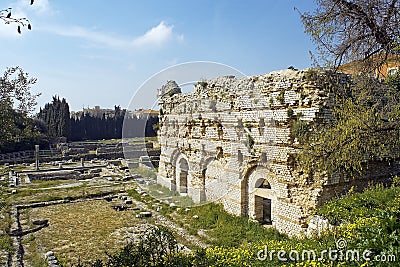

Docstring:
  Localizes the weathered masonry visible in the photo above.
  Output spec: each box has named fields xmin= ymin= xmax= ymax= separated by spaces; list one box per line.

xmin=156 ymin=69 xmax=392 ymax=236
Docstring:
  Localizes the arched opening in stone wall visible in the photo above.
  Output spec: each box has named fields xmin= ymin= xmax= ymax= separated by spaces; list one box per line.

xmin=254 ymin=178 xmax=272 ymax=224
xmin=178 ymin=158 xmax=189 ymax=194
xmin=243 ymin=167 xmax=277 ymax=225
xmin=255 ymin=178 xmax=271 ymax=189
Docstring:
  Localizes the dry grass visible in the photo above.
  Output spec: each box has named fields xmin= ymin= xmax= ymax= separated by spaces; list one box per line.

xmin=22 ymin=199 xmax=146 ymax=266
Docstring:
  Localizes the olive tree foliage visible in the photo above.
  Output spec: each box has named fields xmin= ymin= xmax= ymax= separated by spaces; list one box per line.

xmin=296 ymin=0 xmax=400 ymax=179
xmin=0 ymin=0 xmax=34 ymax=34
xmin=296 ymin=71 xmax=400 ymax=179
xmin=0 ymin=66 xmax=40 ymax=114
xmin=0 ymin=67 xmax=42 ymax=151
xmin=301 ymin=0 xmax=400 ymax=70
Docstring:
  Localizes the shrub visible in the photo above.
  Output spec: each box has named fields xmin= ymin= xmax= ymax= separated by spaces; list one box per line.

xmin=198 ymin=81 xmax=208 ymax=88
xmin=316 ymin=185 xmax=400 ymax=261
xmin=79 ymin=226 xmax=182 ymax=267
xmin=245 ymin=134 xmax=255 ymax=153
xmin=287 ymin=107 xmax=294 ymax=118
xmin=276 ymin=90 xmax=285 ymax=104
xmin=292 ymin=120 xmax=310 ymax=144
xmin=392 ymin=175 xmax=400 ymax=187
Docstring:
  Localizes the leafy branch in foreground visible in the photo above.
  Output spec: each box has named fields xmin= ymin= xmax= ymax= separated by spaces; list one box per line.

xmin=0 ymin=0 xmax=34 ymax=34
xmin=296 ymin=72 xmax=400 ymax=179
xmin=0 ymin=66 xmax=40 ymax=114
xmin=296 ymin=1 xmax=400 ymax=181
xmin=300 ymin=0 xmax=400 ymax=71
xmin=0 ymin=67 xmax=46 ymax=153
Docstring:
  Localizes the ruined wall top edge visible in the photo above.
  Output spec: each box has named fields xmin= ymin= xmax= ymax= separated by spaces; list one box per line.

xmin=158 ymin=68 xmax=350 ymax=114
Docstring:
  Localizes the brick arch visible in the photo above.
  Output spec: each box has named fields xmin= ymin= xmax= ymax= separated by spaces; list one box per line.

xmin=169 ymin=149 xmax=190 ymax=193
xmin=241 ymin=164 xmax=277 ymax=223
xmin=176 ymin=156 xmax=189 ymax=194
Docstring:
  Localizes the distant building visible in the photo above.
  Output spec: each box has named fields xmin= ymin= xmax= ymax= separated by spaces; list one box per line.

xmin=71 ymin=106 xmax=116 ymax=119
xmin=83 ymin=106 xmax=115 ymax=118
xmin=71 ymin=106 xmax=159 ymax=120
xmin=339 ymin=53 xmax=400 ymax=78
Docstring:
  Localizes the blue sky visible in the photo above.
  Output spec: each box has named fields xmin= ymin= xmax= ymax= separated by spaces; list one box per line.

xmin=0 ymin=0 xmax=316 ymax=112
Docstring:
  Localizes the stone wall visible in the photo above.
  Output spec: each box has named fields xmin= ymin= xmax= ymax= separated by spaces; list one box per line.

xmin=156 ymin=68 xmax=394 ymax=236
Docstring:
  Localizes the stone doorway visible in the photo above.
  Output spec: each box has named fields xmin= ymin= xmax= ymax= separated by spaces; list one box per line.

xmin=254 ymin=196 xmax=272 ymax=225
xmin=246 ymin=170 xmax=276 ymax=225
xmin=262 ymin=198 xmax=272 ymax=224
xmin=178 ymin=158 xmax=189 ymax=194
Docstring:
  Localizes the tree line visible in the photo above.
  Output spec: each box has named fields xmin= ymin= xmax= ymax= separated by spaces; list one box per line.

xmin=69 ymin=106 xmax=158 ymax=141
xmin=0 ymin=74 xmax=158 ymax=154
xmin=37 ymin=97 xmax=159 ymax=142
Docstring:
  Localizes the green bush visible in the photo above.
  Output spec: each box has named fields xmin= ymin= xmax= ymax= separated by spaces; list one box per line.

xmin=316 ymin=185 xmax=400 ymax=262
xmin=392 ymin=175 xmax=400 ymax=187
xmin=292 ymin=120 xmax=310 ymax=144
xmin=277 ymin=90 xmax=285 ymax=104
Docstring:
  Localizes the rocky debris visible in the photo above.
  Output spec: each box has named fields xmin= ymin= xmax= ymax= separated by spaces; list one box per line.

xmin=45 ymin=251 xmax=60 ymax=267
xmin=126 ymin=196 xmax=208 ymax=249
xmin=136 ymin=211 xmax=152 ymax=218
xmin=131 ymin=174 xmax=142 ymax=179
xmin=111 ymin=224 xmax=155 ymax=245
xmin=197 ymin=229 xmax=208 ymax=238
xmin=103 ymin=195 xmax=114 ymax=202
xmin=306 ymin=215 xmax=334 ymax=237
xmin=136 ymin=176 xmax=157 ymax=186
xmin=158 ymin=80 xmax=182 ymax=100
xmin=0 ymin=250 xmax=8 ymax=267
xmin=112 ymin=205 xmax=128 ymax=211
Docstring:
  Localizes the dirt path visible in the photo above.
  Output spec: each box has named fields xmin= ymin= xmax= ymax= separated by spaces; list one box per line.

xmin=130 ymin=198 xmax=208 ymax=249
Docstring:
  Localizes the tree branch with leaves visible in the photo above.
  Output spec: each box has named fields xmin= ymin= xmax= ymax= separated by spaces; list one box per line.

xmin=301 ymin=0 xmax=400 ymax=70
xmin=297 ymin=1 xmax=400 ymax=180
xmin=0 ymin=0 xmax=34 ymax=34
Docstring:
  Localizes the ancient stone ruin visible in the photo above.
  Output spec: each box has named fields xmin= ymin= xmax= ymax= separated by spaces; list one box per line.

xmin=156 ymin=68 xmax=398 ymax=236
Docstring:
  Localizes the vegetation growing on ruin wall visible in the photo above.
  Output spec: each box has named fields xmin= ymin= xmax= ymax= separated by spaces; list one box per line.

xmin=295 ymin=0 xmax=400 ymax=180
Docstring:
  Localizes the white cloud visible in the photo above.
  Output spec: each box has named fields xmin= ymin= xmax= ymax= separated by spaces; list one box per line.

xmin=48 ymin=25 xmax=128 ymax=47
xmin=133 ymin=21 xmax=173 ymax=47
xmin=45 ymin=21 xmax=183 ymax=49
xmin=17 ymin=0 xmax=52 ymax=15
